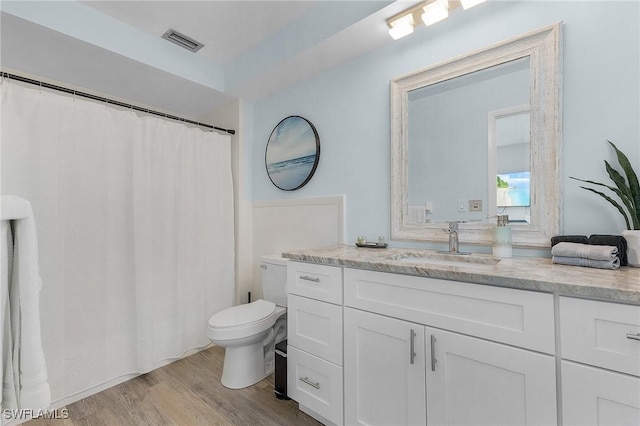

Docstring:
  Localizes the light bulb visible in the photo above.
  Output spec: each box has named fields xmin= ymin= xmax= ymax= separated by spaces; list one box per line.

xmin=422 ymin=0 xmax=449 ymax=26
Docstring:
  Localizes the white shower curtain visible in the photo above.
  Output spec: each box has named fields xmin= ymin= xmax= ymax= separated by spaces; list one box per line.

xmin=0 ymin=81 xmax=234 ymax=405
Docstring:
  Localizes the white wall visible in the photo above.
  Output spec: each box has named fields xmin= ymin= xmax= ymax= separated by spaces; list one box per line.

xmin=250 ymin=1 xmax=640 ymax=251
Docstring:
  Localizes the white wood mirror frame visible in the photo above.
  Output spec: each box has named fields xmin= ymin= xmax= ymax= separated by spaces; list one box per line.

xmin=390 ymin=23 xmax=562 ymax=248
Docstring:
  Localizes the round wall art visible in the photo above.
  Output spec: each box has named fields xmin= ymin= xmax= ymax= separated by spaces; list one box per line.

xmin=265 ymin=115 xmax=320 ymax=191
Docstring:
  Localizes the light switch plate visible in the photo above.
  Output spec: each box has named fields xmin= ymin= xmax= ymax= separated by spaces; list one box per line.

xmin=457 ymin=199 xmax=467 ymax=212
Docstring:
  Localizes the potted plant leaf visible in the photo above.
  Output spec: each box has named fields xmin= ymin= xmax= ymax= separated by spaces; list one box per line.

xmin=570 ymin=141 xmax=640 ymax=266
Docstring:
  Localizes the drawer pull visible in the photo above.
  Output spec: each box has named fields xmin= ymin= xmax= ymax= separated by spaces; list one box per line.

xmin=299 ymin=376 xmax=320 ymax=389
xmin=626 ymin=333 xmax=640 ymax=341
xmin=430 ymin=334 xmax=438 ymax=372
xmin=299 ymin=275 xmax=320 ymax=283
xmin=409 ymin=329 xmax=417 ymax=364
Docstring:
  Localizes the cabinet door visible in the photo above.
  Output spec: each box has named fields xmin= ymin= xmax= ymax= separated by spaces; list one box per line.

xmin=562 ymin=361 xmax=640 ymax=426
xmin=344 ymin=307 xmax=426 ymax=426
xmin=426 ymin=327 xmax=557 ymax=426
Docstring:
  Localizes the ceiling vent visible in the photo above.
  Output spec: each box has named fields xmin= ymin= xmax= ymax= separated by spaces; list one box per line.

xmin=162 ymin=29 xmax=204 ymax=53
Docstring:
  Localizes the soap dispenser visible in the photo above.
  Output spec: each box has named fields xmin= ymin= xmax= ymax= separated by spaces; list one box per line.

xmin=493 ymin=214 xmax=512 ymax=258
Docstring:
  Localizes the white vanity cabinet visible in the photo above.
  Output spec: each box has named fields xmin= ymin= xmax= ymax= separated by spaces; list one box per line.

xmin=287 ymin=261 xmax=344 ymax=426
xmin=284 ymin=253 xmax=640 ymax=426
xmin=343 ymin=268 xmax=557 ymax=426
xmin=560 ymin=297 xmax=640 ymax=426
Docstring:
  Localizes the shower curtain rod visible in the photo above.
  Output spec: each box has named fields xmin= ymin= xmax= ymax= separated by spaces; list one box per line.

xmin=1 ymin=72 xmax=236 ymax=135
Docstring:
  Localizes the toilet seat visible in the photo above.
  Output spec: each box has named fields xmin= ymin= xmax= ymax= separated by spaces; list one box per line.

xmin=211 ymin=299 xmax=276 ymax=328
xmin=208 ymin=299 xmax=279 ymax=341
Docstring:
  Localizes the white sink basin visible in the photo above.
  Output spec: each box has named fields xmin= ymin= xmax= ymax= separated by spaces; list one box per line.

xmin=391 ymin=253 xmax=501 ymax=267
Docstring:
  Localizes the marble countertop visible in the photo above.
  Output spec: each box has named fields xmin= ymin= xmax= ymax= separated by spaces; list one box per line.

xmin=282 ymin=244 xmax=640 ymax=304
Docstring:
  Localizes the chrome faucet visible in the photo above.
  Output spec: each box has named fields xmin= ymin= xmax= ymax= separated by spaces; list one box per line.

xmin=441 ymin=221 xmax=469 ymax=255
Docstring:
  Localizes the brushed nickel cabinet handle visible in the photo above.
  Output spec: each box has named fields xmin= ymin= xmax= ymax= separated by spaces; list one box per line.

xmin=410 ymin=329 xmax=417 ymax=365
xmin=626 ymin=333 xmax=640 ymax=341
xmin=430 ymin=334 xmax=438 ymax=372
xmin=299 ymin=376 xmax=320 ymax=389
xmin=299 ymin=275 xmax=320 ymax=282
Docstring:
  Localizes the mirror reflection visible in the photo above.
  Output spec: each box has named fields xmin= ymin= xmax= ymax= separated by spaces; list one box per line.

xmin=407 ymin=58 xmax=530 ymax=224
xmin=490 ymin=105 xmax=530 ymax=223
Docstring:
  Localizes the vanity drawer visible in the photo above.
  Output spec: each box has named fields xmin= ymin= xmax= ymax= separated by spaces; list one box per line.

xmin=288 ymin=294 xmax=343 ymax=365
xmin=344 ymin=268 xmax=555 ymax=354
xmin=288 ymin=261 xmax=343 ymax=304
xmin=560 ymin=297 xmax=640 ymax=377
xmin=287 ymin=345 xmax=343 ymax=426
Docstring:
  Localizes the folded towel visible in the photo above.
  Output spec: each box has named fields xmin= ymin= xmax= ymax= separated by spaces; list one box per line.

xmin=553 ymin=255 xmax=620 ymax=270
xmin=551 ymin=242 xmax=618 ymax=261
xmin=550 ymin=235 xmax=589 ymax=246
xmin=588 ymin=235 xmax=628 ymax=266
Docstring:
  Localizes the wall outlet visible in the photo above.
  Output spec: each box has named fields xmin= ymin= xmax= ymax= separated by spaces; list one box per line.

xmin=469 ymin=199 xmax=483 ymax=212
xmin=457 ymin=199 xmax=467 ymax=212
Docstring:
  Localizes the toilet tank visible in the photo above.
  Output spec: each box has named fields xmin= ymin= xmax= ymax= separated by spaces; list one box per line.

xmin=261 ymin=255 xmax=288 ymax=307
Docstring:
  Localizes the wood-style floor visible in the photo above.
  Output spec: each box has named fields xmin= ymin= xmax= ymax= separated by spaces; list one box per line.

xmin=28 ymin=346 xmax=321 ymax=426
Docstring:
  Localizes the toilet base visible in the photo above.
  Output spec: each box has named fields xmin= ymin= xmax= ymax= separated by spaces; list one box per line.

xmin=213 ymin=310 xmax=287 ymax=389
xmin=221 ymin=341 xmax=269 ymax=389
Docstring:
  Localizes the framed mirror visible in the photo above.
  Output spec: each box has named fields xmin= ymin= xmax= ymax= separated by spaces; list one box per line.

xmin=391 ymin=23 xmax=562 ymax=248
xmin=266 ymin=115 xmax=320 ymax=191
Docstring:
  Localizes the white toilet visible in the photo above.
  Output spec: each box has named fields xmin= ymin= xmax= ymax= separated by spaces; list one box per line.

xmin=207 ymin=255 xmax=288 ymax=389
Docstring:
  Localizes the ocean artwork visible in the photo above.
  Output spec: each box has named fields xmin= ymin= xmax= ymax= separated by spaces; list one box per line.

xmin=497 ymin=171 xmax=530 ymax=207
xmin=265 ymin=116 xmax=320 ymax=190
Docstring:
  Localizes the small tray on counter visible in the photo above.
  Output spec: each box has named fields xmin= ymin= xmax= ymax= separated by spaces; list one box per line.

xmin=355 ymin=242 xmax=388 ymax=249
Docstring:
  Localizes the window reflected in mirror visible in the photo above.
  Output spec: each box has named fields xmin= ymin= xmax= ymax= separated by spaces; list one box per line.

xmin=491 ymin=106 xmax=531 ymax=224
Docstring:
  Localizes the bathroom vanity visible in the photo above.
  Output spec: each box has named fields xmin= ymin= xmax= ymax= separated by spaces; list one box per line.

xmin=283 ymin=245 xmax=640 ymax=426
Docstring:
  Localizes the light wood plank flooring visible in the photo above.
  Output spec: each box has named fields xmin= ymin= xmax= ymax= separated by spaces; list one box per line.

xmin=28 ymin=346 xmax=321 ymax=426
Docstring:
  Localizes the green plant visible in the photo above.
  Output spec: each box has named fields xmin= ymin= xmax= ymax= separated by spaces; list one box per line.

xmin=570 ymin=141 xmax=640 ymax=230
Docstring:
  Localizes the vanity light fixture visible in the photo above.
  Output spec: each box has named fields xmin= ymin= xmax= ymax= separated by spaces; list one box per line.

xmin=386 ymin=0 xmax=488 ymax=40
xmin=422 ymin=0 xmax=449 ymax=26
xmin=460 ymin=0 xmax=487 ymax=10
xmin=388 ymin=13 xmax=415 ymax=40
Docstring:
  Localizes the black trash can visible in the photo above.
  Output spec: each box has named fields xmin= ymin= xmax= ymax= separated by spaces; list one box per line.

xmin=274 ymin=339 xmax=290 ymax=400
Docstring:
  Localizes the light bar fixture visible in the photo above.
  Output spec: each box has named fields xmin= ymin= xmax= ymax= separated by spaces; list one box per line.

xmin=422 ymin=0 xmax=449 ymax=26
xmin=386 ymin=0 xmax=488 ymax=40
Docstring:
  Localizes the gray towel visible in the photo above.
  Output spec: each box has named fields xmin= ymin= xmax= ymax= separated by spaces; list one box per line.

xmin=552 ymin=255 xmax=620 ymax=270
xmin=550 ymin=235 xmax=589 ymax=246
xmin=551 ymin=242 xmax=618 ymax=261
xmin=589 ymin=235 xmax=628 ymax=266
